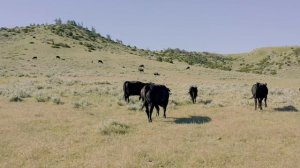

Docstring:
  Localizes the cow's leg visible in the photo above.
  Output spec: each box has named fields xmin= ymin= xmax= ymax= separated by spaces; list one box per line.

xmin=259 ymin=98 xmax=263 ymax=110
xmin=254 ymin=98 xmax=257 ymax=110
xmin=124 ymin=94 xmax=127 ymax=102
xmin=264 ymin=96 xmax=267 ymax=107
xmin=193 ymin=93 xmax=196 ymax=104
xmin=145 ymin=103 xmax=150 ymax=122
xmin=149 ymin=104 xmax=154 ymax=122
xmin=191 ymin=94 xmax=194 ymax=104
xmin=155 ymin=105 xmax=160 ymax=117
xmin=163 ymin=106 xmax=167 ymax=118
xmin=125 ymin=95 xmax=130 ymax=103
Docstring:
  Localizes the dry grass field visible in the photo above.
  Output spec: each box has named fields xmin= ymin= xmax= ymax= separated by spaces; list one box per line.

xmin=0 ymin=24 xmax=300 ymax=167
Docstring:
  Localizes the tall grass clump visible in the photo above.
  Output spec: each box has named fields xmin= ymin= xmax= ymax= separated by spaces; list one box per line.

xmin=73 ymin=98 xmax=91 ymax=109
xmin=9 ymin=89 xmax=31 ymax=102
xmin=51 ymin=96 xmax=64 ymax=105
xmin=9 ymin=95 xmax=23 ymax=102
xmin=99 ymin=120 xmax=130 ymax=135
xmin=34 ymin=91 xmax=50 ymax=102
xmin=127 ymin=103 xmax=141 ymax=111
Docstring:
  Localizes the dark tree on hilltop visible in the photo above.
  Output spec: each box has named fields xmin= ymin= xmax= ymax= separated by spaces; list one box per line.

xmin=54 ymin=18 xmax=62 ymax=25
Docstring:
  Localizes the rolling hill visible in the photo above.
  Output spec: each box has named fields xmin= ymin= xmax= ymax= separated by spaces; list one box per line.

xmin=1 ymin=21 xmax=300 ymax=76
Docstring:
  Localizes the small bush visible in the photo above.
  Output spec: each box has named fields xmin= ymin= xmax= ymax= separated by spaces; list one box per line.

xmin=270 ymin=70 xmax=277 ymax=75
xmin=2 ymin=34 xmax=9 ymax=37
xmin=51 ymin=96 xmax=63 ymax=105
xmin=164 ymin=57 xmax=173 ymax=64
xmin=99 ymin=121 xmax=130 ymax=135
xmin=127 ymin=103 xmax=141 ymax=111
xmin=52 ymin=43 xmax=71 ymax=48
xmin=117 ymin=101 xmax=125 ymax=106
xmin=156 ymin=56 xmax=163 ymax=62
xmin=73 ymin=98 xmax=91 ymax=109
xmin=83 ymin=43 xmax=96 ymax=51
xmin=169 ymin=99 xmax=181 ymax=109
xmin=34 ymin=91 xmax=50 ymax=102
xmin=14 ymin=90 xmax=31 ymax=99
xmin=9 ymin=95 xmax=23 ymax=102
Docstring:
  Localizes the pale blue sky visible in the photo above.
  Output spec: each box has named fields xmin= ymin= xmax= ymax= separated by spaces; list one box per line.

xmin=1 ymin=0 xmax=299 ymax=54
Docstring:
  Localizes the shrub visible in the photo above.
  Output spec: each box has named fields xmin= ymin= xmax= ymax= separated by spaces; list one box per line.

xmin=270 ymin=70 xmax=277 ymax=75
xmin=36 ymin=85 xmax=44 ymax=90
xmin=73 ymin=98 xmax=91 ymax=109
xmin=51 ymin=96 xmax=63 ymax=105
xmin=117 ymin=100 xmax=125 ymax=106
xmin=99 ymin=121 xmax=129 ymax=135
xmin=52 ymin=43 xmax=71 ymax=48
xmin=15 ymin=89 xmax=31 ymax=98
xmin=156 ymin=56 xmax=163 ymax=62
xmin=127 ymin=103 xmax=141 ymax=111
xmin=9 ymin=95 xmax=23 ymax=102
xmin=34 ymin=91 xmax=50 ymax=102
xmin=164 ymin=57 xmax=173 ymax=64
xmin=83 ymin=43 xmax=96 ymax=51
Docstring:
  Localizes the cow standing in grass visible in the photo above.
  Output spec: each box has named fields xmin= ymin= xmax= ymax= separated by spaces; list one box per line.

xmin=251 ymin=82 xmax=268 ymax=110
xmin=189 ymin=86 xmax=198 ymax=104
xmin=123 ymin=81 xmax=147 ymax=103
xmin=140 ymin=84 xmax=170 ymax=122
xmin=140 ymin=84 xmax=158 ymax=117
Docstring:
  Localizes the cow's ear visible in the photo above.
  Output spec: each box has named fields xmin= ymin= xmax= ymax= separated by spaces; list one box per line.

xmin=265 ymin=83 xmax=267 ymax=86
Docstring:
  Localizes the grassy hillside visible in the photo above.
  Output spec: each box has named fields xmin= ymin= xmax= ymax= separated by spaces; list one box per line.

xmin=1 ymin=22 xmax=300 ymax=75
xmin=228 ymin=46 xmax=300 ymax=75
xmin=156 ymin=48 xmax=233 ymax=71
xmin=0 ymin=22 xmax=300 ymax=167
xmin=156 ymin=46 xmax=300 ymax=75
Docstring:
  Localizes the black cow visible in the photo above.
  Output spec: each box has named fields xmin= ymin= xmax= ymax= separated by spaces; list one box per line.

xmin=32 ymin=56 xmax=37 ymax=59
xmin=98 ymin=60 xmax=103 ymax=64
xmin=251 ymin=82 xmax=268 ymax=110
xmin=140 ymin=84 xmax=158 ymax=117
xmin=189 ymin=86 xmax=198 ymax=104
xmin=123 ymin=81 xmax=147 ymax=103
xmin=141 ymin=84 xmax=170 ymax=122
xmin=138 ymin=67 xmax=144 ymax=72
xmin=56 ymin=56 xmax=60 ymax=59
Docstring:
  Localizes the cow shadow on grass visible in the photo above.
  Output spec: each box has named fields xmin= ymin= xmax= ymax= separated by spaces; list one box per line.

xmin=274 ymin=105 xmax=298 ymax=112
xmin=167 ymin=116 xmax=211 ymax=124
